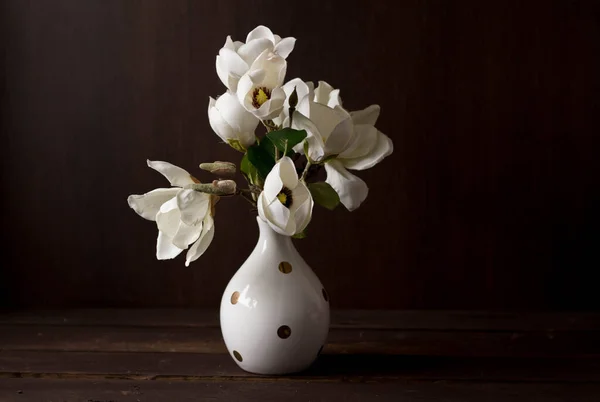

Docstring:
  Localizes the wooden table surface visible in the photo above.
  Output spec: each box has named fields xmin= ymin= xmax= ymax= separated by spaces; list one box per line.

xmin=0 ymin=310 xmax=599 ymax=401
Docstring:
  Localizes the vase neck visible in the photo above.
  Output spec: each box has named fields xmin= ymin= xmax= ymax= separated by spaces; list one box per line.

xmin=255 ymin=217 xmax=295 ymax=252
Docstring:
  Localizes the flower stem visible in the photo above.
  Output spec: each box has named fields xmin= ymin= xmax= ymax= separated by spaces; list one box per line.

xmin=261 ymin=119 xmax=278 ymax=132
xmin=237 ymin=189 xmax=257 ymax=207
xmin=300 ymin=160 xmax=312 ymax=181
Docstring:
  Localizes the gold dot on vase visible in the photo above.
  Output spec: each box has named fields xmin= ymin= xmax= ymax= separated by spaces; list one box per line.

xmin=230 ymin=291 xmax=240 ymax=305
xmin=233 ymin=350 xmax=243 ymax=362
xmin=277 ymin=325 xmax=292 ymax=339
xmin=322 ymin=288 xmax=329 ymax=302
xmin=278 ymin=261 xmax=292 ymax=274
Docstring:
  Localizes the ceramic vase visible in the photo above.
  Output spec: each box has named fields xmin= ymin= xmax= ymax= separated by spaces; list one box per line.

xmin=220 ymin=217 xmax=330 ymax=375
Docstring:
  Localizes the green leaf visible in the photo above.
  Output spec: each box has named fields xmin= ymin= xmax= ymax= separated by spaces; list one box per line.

xmin=247 ymin=138 xmax=276 ymax=179
xmin=240 ymin=154 xmax=262 ymax=186
xmin=267 ymin=128 xmax=307 ymax=155
xmin=292 ymin=230 xmax=307 ymax=239
xmin=308 ymin=182 xmax=340 ymax=211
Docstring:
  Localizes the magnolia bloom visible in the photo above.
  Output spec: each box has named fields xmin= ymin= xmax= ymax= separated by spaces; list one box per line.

xmin=208 ymin=91 xmax=259 ymax=151
xmin=324 ymin=105 xmax=393 ymax=211
xmin=216 ymin=25 xmax=296 ymax=92
xmin=292 ymin=82 xmax=393 ymax=211
xmin=257 ymin=156 xmax=313 ymax=236
xmin=127 ymin=160 xmax=216 ymax=266
xmin=237 ymin=49 xmax=287 ymax=120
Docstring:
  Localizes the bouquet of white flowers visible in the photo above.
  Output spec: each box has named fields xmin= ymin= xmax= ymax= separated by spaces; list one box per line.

xmin=127 ymin=25 xmax=393 ymax=266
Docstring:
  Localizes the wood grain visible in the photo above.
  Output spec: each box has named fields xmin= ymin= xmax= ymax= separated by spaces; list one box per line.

xmin=1 ymin=324 xmax=599 ymax=357
xmin=1 ymin=352 xmax=600 ymax=382
xmin=1 ymin=309 xmax=598 ymax=400
xmin=2 ymin=0 xmax=599 ymax=309
xmin=1 ymin=378 xmax=600 ymax=402
xmin=2 ymin=309 xmax=599 ymax=330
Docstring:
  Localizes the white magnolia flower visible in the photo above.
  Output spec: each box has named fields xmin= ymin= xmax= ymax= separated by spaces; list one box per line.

xmin=324 ymin=105 xmax=393 ymax=211
xmin=216 ymin=25 xmax=296 ymax=92
xmin=257 ymin=156 xmax=313 ymax=236
xmin=237 ymin=49 xmax=287 ymax=120
xmin=127 ymin=160 xmax=216 ymax=266
xmin=208 ymin=91 xmax=259 ymax=151
xmin=292 ymin=82 xmax=393 ymax=211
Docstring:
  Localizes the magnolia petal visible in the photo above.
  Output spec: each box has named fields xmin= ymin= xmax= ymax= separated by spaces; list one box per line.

xmin=156 ymin=231 xmax=184 ymax=260
xmin=325 ymin=159 xmax=369 ymax=211
xmin=246 ymin=25 xmax=275 ymax=44
xmin=238 ymin=38 xmax=273 ymax=66
xmin=159 ymin=195 xmax=179 ymax=213
xmin=342 ymin=130 xmax=394 ymax=171
xmin=216 ymin=56 xmax=230 ymax=90
xmin=176 ymin=189 xmax=210 ymax=226
xmin=324 ymin=114 xmax=354 ymax=156
xmin=223 ymin=35 xmax=236 ymax=50
xmin=257 ymin=192 xmax=295 ymax=235
xmin=293 ymin=190 xmax=314 ymax=234
xmin=306 ymin=101 xmax=347 ymax=141
xmin=338 ymin=123 xmax=378 ymax=160
xmin=269 ymin=198 xmax=295 ymax=235
xmin=214 ymin=92 xmax=242 ymax=131
xmin=278 ymin=156 xmax=299 ymax=190
xmin=350 ymin=104 xmax=380 ymax=126
xmin=147 ymin=160 xmax=195 ymax=187
xmin=274 ymin=37 xmax=296 ymax=59
xmin=127 ymin=188 xmax=179 ymax=221
xmin=156 ymin=201 xmax=181 ymax=238
xmin=248 ymin=49 xmax=287 ymax=89
xmin=208 ymin=101 xmax=236 ymax=143
xmin=291 ymin=110 xmax=326 ymax=161
xmin=290 ymin=180 xmax=311 ymax=214
xmin=218 ymin=48 xmax=248 ymax=80
xmin=248 ymin=68 xmax=266 ymax=84
xmin=236 ymin=74 xmax=254 ymax=111
xmin=172 ymin=220 xmax=202 ymax=250
xmin=263 ymin=161 xmax=284 ymax=203
xmin=215 ymin=91 xmax=259 ymax=141
xmin=185 ymin=216 xmax=215 ymax=267
xmin=327 ymin=89 xmax=342 ymax=108
xmin=314 ymin=81 xmax=335 ymax=105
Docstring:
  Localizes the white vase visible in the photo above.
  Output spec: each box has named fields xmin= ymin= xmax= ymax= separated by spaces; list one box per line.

xmin=220 ymin=216 xmax=330 ymax=375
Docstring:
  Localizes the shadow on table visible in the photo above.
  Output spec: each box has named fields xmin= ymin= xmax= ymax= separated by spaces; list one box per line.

xmin=302 ymin=354 xmax=447 ymax=377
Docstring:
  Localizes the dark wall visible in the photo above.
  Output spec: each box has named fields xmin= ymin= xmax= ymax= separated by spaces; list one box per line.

xmin=2 ymin=0 xmax=598 ymax=309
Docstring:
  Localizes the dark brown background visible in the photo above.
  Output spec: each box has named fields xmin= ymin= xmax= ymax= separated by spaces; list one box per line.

xmin=1 ymin=0 xmax=598 ymax=310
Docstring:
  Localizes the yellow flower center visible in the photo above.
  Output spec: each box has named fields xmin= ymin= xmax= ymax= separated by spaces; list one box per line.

xmin=252 ymin=87 xmax=271 ymax=108
xmin=277 ymin=187 xmax=293 ymax=208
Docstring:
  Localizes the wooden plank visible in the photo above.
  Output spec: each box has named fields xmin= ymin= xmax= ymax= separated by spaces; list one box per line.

xmin=1 ymin=325 xmax=599 ymax=357
xmin=1 ymin=378 xmax=600 ymax=402
xmin=1 ymin=309 xmax=599 ymax=331
xmin=1 ymin=351 xmax=599 ymax=383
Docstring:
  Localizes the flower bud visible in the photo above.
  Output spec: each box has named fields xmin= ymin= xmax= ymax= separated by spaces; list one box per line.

xmin=199 ymin=161 xmax=236 ymax=176
xmin=187 ymin=180 xmax=237 ymax=196
xmin=212 ymin=179 xmax=237 ymax=195
xmin=288 ymin=86 xmax=298 ymax=109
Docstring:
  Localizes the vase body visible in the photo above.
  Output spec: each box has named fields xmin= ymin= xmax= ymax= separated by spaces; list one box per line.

xmin=220 ymin=217 xmax=330 ymax=375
